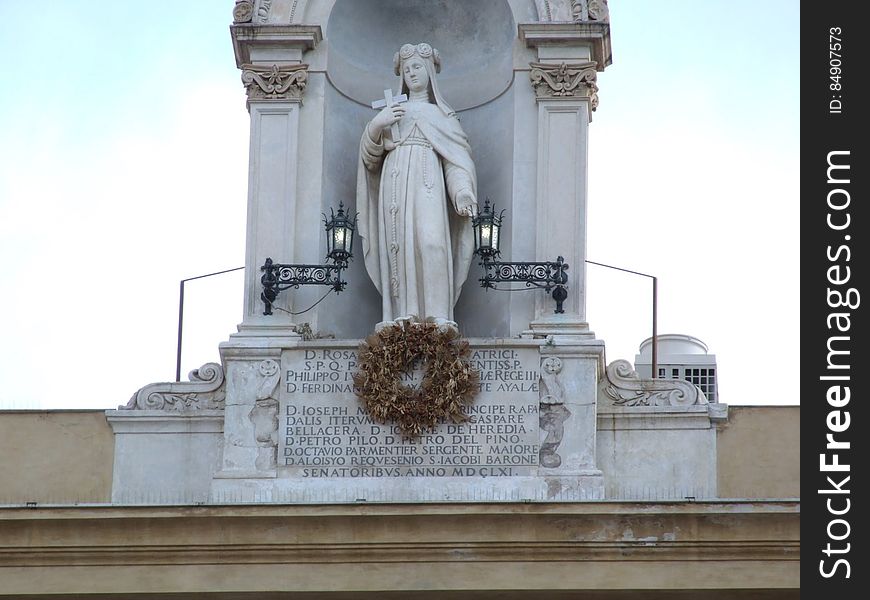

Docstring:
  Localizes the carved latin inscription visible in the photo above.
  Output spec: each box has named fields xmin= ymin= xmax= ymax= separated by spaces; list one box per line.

xmin=280 ymin=347 xmax=541 ymax=478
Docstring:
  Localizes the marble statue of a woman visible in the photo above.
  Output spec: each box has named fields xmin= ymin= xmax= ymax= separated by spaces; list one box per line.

xmin=356 ymin=42 xmax=478 ymax=328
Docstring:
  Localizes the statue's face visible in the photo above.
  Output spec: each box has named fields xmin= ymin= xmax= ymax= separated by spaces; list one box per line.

xmin=402 ymin=57 xmax=429 ymax=94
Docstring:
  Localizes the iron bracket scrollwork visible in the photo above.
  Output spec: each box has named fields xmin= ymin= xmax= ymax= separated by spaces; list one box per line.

xmin=260 ymin=257 xmax=347 ymax=315
xmin=479 ymin=256 xmax=569 ymax=314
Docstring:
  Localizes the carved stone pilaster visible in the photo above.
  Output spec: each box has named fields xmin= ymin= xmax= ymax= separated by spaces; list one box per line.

xmin=233 ymin=1 xmax=254 ymax=24
xmin=123 ymin=363 xmax=226 ymax=410
xmin=241 ymin=64 xmax=309 ymax=102
xmin=600 ymin=360 xmax=708 ymax=407
xmin=529 ymin=61 xmax=599 ymax=109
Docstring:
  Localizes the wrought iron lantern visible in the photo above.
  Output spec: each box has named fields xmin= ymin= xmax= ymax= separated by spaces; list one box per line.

xmin=260 ymin=203 xmax=357 ymax=316
xmin=472 ymin=201 xmax=569 ymax=314
xmin=325 ymin=202 xmax=355 ymax=264
xmin=472 ymin=199 xmax=504 ymax=260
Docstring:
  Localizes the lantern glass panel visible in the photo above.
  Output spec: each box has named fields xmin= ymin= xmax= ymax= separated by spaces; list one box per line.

xmin=480 ymin=222 xmax=492 ymax=250
xmin=333 ymin=227 xmax=346 ymax=252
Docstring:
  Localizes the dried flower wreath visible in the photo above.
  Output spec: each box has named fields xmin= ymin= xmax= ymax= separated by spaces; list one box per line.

xmin=353 ymin=319 xmax=480 ymax=436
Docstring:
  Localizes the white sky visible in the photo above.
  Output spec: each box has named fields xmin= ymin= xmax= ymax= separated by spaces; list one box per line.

xmin=0 ymin=1 xmax=799 ymax=409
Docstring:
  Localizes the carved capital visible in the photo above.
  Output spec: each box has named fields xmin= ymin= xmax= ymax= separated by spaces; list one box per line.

xmin=529 ymin=61 xmax=599 ymax=108
xmin=241 ymin=63 xmax=309 ymax=102
xmin=600 ymin=360 xmax=708 ymax=407
xmin=233 ymin=1 xmax=254 ymax=24
xmin=123 ymin=363 xmax=226 ymax=411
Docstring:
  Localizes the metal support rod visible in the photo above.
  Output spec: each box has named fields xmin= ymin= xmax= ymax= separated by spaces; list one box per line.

xmin=176 ymin=280 xmax=185 ymax=383
xmin=176 ymin=266 xmax=245 ymax=382
xmin=585 ymin=260 xmax=659 ymax=378
xmin=652 ymin=276 xmax=658 ymax=379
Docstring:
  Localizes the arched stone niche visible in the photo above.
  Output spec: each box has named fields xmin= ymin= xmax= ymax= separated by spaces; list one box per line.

xmin=317 ymin=0 xmax=524 ymax=338
xmin=325 ymin=0 xmax=515 ymax=112
xmin=248 ymin=0 xmax=541 ymax=26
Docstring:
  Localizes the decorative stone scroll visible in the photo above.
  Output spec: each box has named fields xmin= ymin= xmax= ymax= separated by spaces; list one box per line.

xmin=529 ymin=62 xmax=599 ymax=109
xmin=233 ymin=1 xmax=254 ymax=23
xmin=250 ymin=359 xmax=281 ymax=470
xmin=241 ymin=64 xmax=309 ymax=102
xmin=538 ymin=357 xmax=569 ymax=468
xmin=600 ymin=360 xmax=708 ymax=407
xmin=122 ymin=363 xmax=226 ymax=411
xmin=535 ymin=0 xmax=610 ymax=23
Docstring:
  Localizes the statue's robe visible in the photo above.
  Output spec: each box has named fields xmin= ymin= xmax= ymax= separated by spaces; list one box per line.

xmin=357 ymin=100 xmax=477 ymax=322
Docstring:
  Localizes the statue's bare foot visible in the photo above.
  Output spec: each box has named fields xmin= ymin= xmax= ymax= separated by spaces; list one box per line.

xmin=374 ymin=320 xmax=395 ymax=332
xmin=433 ymin=318 xmax=458 ymax=333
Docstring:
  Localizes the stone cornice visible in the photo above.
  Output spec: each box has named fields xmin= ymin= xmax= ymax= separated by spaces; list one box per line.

xmin=231 ymin=24 xmax=322 ymax=67
xmin=241 ymin=63 xmax=309 ymax=102
xmin=518 ymin=22 xmax=612 ymax=70
xmin=529 ymin=61 xmax=599 ymax=108
xmin=0 ymin=502 xmax=799 ymax=573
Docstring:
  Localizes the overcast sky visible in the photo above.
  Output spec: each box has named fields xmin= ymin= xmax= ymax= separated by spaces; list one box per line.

xmin=0 ymin=1 xmax=799 ymax=409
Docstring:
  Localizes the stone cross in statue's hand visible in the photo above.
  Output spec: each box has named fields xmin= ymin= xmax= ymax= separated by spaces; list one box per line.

xmin=371 ymin=89 xmax=408 ymax=140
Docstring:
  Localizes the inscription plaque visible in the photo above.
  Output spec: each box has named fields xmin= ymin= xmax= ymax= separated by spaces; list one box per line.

xmin=279 ymin=345 xmax=541 ymax=478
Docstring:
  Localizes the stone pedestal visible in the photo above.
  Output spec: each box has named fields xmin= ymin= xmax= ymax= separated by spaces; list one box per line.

xmin=210 ymin=336 xmax=605 ymax=503
xmin=105 ymin=3 xmax=729 ymax=510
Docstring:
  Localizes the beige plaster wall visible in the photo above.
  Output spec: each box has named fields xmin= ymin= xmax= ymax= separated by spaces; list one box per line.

xmin=0 ymin=406 xmax=800 ymax=504
xmin=0 ymin=410 xmax=113 ymax=504
xmin=717 ymin=406 xmax=800 ymax=498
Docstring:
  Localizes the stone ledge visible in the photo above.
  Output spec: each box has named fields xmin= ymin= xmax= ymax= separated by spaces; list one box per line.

xmin=231 ymin=24 xmax=323 ymax=67
xmin=106 ymin=410 xmax=224 ymax=434
xmin=518 ymin=22 xmax=612 ymax=70
xmin=0 ymin=501 xmax=799 ymax=594
xmin=597 ymin=406 xmax=721 ymax=431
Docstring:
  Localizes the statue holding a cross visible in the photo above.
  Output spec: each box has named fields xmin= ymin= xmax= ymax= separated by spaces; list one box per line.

xmin=356 ymin=42 xmax=479 ymax=329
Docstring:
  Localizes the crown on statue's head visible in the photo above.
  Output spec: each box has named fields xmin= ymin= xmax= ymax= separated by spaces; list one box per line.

xmin=394 ymin=42 xmax=441 ymax=75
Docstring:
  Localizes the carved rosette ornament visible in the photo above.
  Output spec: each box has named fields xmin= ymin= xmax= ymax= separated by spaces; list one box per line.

xmin=529 ymin=62 xmax=599 ymax=109
xmin=572 ymin=0 xmax=609 ymax=22
xmin=600 ymin=360 xmax=708 ymax=407
xmin=241 ymin=64 xmax=309 ymax=102
xmin=232 ymin=1 xmax=254 ymax=23
xmin=122 ymin=363 xmax=226 ymax=410
xmin=535 ymin=0 xmax=609 ymax=22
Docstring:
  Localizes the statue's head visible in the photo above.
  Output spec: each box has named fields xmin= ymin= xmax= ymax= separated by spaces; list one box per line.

xmin=394 ymin=43 xmax=446 ymax=107
xmin=394 ymin=43 xmax=441 ymax=75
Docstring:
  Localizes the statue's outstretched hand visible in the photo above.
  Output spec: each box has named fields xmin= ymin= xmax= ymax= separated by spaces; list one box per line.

xmin=370 ymin=104 xmax=405 ymax=138
xmin=455 ymin=191 xmax=478 ymax=217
